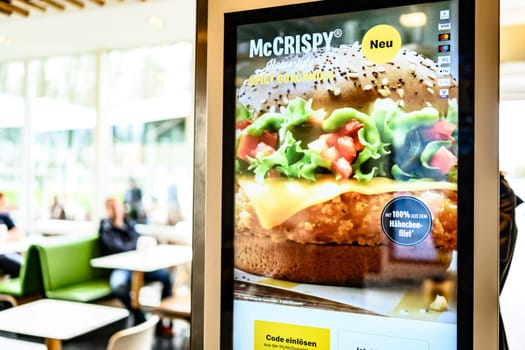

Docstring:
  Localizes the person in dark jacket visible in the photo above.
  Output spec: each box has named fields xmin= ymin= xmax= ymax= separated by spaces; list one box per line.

xmin=499 ymin=173 xmax=522 ymax=350
xmin=98 ymin=197 xmax=173 ymax=326
xmin=123 ymin=178 xmax=147 ymax=224
xmin=0 ymin=192 xmax=24 ymax=278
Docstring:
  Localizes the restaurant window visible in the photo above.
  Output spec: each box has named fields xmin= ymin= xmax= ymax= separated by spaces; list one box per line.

xmin=31 ymin=55 xmax=97 ymax=221
xmin=0 ymin=61 xmax=25 ymax=224
xmin=106 ymin=43 xmax=194 ymax=225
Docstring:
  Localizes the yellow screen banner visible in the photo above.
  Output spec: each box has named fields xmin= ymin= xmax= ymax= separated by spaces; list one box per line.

xmin=254 ymin=320 xmax=330 ymax=350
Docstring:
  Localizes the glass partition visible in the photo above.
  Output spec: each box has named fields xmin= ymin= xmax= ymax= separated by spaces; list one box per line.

xmin=0 ymin=61 xmax=25 ymax=224
xmin=0 ymin=43 xmax=194 ymax=232
xmin=31 ymin=55 xmax=97 ymax=221
xmin=106 ymin=43 xmax=194 ymax=225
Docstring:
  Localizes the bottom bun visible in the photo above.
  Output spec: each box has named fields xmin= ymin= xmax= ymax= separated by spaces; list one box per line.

xmin=235 ymin=234 xmax=453 ymax=286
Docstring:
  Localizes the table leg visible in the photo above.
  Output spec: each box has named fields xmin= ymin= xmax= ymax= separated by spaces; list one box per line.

xmin=45 ymin=338 xmax=62 ymax=350
xmin=131 ymin=270 xmax=144 ymax=309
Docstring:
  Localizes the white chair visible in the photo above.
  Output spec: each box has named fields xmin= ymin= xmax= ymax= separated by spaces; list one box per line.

xmin=106 ymin=315 xmax=159 ymax=350
xmin=0 ymin=293 xmax=17 ymax=308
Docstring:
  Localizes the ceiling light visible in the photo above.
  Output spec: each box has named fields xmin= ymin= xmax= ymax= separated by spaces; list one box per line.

xmin=399 ymin=12 xmax=427 ymax=28
xmin=148 ymin=16 xmax=165 ymax=29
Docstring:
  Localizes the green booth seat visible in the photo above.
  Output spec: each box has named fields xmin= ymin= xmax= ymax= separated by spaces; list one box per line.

xmin=0 ymin=245 xmax=43 ymax=300
xmin=35 ymin=235 xmax=112 ymax=303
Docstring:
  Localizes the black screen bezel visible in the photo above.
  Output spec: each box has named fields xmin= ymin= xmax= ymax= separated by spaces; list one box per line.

xmin=221 ymin=0 xmax=474 ymax=348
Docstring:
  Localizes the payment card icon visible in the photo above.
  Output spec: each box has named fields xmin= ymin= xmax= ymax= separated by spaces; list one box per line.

xmin=438 ymin=33 xmax=451 ymax=41
xmin=438 ymin=22 xmax=451 ymax=31
xmin=440 ymin=10 xmax=450 ymax=20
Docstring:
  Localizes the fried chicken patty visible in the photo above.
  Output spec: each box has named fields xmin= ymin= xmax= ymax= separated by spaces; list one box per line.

xmin=235 ymin=186 xmax=457 ymax=250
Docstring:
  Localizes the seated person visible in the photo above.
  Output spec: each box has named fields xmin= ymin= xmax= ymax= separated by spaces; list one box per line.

xmin=98 ymin=197 xmax=173 ymax=329
xmin=0 ymin=192 xmax=24 ymax=278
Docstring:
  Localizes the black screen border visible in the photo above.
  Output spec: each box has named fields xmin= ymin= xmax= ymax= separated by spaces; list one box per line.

xmin=222 ymin=0 xmax=475 ymax=348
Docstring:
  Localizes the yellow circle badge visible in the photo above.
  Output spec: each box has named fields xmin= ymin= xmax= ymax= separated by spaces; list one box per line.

xmin=361 ymin=24 xmax=402 ymax=64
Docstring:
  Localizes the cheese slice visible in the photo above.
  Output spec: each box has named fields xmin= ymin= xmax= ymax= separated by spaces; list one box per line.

xmin=237 ymin=176 xmax=457 ymax=229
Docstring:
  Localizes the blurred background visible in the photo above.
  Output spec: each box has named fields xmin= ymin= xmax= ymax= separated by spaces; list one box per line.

xmin=1 ymin=0 xmax=525 ymax=348
xmin=0 ymin=0 xmax=196 ymax=234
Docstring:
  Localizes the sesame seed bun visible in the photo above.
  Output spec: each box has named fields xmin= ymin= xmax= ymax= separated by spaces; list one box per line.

xmin=237 ymin=43 xmax=457 ymax=117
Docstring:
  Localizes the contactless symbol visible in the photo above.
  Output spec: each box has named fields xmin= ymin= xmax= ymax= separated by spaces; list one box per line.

xmin=440 ymin=10 xmax=450 ymax=20
xmin=361 ymin=24 xmax=402 ymax=64
xmin=381 ymin=196 xmax=432 ymax=246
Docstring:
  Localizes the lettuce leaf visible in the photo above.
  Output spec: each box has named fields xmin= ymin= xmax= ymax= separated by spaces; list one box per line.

xmin=245 ymin=97 xmax=314 ymax=139
xmin=247 ymin=131 xmax=329 ymax=183
xmin=371 ymin=98 xmax=458 ymax=181
xmin=236 ymin=102 xmax=252 ymax=122
xmin=236 ymin=96 xmax=458 ymax=183
xmin=371 ymin=98 xmax=439 ymax=148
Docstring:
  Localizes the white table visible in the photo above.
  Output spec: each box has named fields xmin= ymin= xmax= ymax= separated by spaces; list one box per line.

xmin=0 ymin=235 xmax=45 ymax=255
xmin=0 ymin=336 xmax=46 ymax=349
xmin=135 ymin=221 xmax=192 ymax=245
xmin=0 ymin=240 xmax=29 ymax=255
xmin=90 ymin=244 xmax=192 ymax=308
xmin=0 ymin=299 xmax=129 ymax=350
xmin=30 ymin=219 xmax=95 ymax=237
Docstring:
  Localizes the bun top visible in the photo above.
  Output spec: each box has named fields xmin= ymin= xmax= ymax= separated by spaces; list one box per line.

xmin=237 ymin=43 xmax=457 ymax=117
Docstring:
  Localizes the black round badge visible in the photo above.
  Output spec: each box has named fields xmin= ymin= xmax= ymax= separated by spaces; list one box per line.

xmin=381 ymin=196 xmax=432 ymax=246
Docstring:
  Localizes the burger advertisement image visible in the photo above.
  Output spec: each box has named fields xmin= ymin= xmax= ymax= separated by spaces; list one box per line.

xmin=225 ymin=1 xmax=462 ymax=349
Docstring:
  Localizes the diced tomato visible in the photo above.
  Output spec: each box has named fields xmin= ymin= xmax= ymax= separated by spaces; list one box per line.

xmin=354 ymin=137 xmax=365 ymax=152
xmin=237 ymin=133 xmax=277 ymax=161
xmin=325 ymin=133 xmax=339 ymax=147
xmin=321 ymin=146 xmax=340 ymax=163
xmin=338 ymin=120 xmax=363 ymax=137
xmin=318 ymin=123 xmax=364 ymax=179
xmin=260 ymin=131 xmax=278 ymax=149
xmin=236 ymin=120 xmax=252 ymax=131
xmin=434 ymin=120 xmax=456 ymax=136
xmin=335 ymin=136 xmax=357 ymax=161
xmin=422 ymin=120 xmax=456 ymax=141
xmin=429 ymin=146 xmax=457 ymax=175
xmin=332 ymin=157 xmax=352 ymax=179
xmin=237 ymin=134 xmax=260 ymax=161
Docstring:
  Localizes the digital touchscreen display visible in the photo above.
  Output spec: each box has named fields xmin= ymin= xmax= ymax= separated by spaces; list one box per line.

xmin=223 ymin=1 xmax=471 ymax=349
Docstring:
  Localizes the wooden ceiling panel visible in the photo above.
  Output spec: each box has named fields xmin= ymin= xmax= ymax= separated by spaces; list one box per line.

xmin=15 ymin=0 xmax=47 ymax=11
xmin=0 ymin=0 xmax=30 ymax=16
